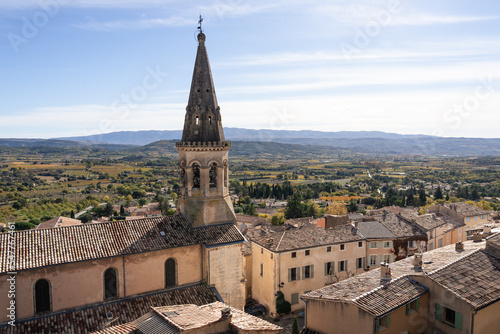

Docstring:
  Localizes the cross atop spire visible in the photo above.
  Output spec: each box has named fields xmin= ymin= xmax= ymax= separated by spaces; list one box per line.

xmin=197 ymin=15 xmax=203 ymax=33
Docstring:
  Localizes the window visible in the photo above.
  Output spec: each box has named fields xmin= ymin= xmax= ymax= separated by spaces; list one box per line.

xmin=406 ymin=298 xmax=420 ymax=315
xmin=291 ymin=293 xmax=299 ymax=305
xmin=208 ymin=115 xmax=212 ymax=125
xmin=370 ymin=255 xmax=378 ymax=266
xmin=303 ymin=265 xmax=314 ymax=279
xmin=356 ymin=257 xmax=364 ymax=269
xmin=408 ymin=240 xmax=417 ymax=248
xmin=291 ymin=252 xmax=296 ymax=258
xmin=474 ymin=215 xmax=478 ymax=220
xmin=192 ymin=163 xmax=200 ymax=188
xmin=34 ymin=279 xmax=51 ymax=314
xmin=438 ymin=239 xmax=443 ymax=248
xmin=382 ymin=255 xmax=392 ymax=263
xmin=260 ymin=263 xmax=263 ymax=277
xmin=209 ymin=163 xmax=217 ymax=187
xmin=327 ymin=246 xmax=331 ymax=252
xmin=435 ymin=304 xmax=463 ymax=330
xmin=325 ymin=262 xmax=334 ymax=276
xmin=382 ymin=241 xmax=392 ymax=248
xmin=369 ymin=242 xmax=379 ymax=248
xmin=165 ymin=258 xmax=177 ymax=288
xmin=288 ymin=267 xmax=300 ymax=281
xmin=261 ymin=248 xmax=263 ymax=254
xmin=466 ymin=217 xmax=470 ymax=222
xmin=358 ymin=241 xmax=363 ymax=248
xmin=271 ymin=253 xmax=273 ymax=259
xmin=305 ymin=250 xmax=310 ymax=256
xmin=104 ymin=268 xmax=118 ymax=299
xmin=340 ymin=244 xmax=345 ymax=251
xmin=195 ymin=115 xmax=199 ymax=125
xmin=338 ymin=260 xmax=347 ymax=272
xmin=375 ymin=314 xmax=391 ymax=332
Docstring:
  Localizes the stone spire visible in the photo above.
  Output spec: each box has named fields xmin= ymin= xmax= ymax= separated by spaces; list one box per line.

xmin=181 ymin=31 xmax=225 ymax=144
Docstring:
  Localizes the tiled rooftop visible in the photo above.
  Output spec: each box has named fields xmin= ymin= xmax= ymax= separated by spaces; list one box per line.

xmin=357 ymin=221 xmax=396 ymax=239
xmin=408 ymin=213 xmax=448 ymax=231
xmin=303 ymin=240 xmax=485 ymax=303
xmin=371 ymin=212 xmax=425 ymax=238
xmin=95 ymin=301 xmax=282 ymax=334
xmin=35 ymin=216 xmax=82 ymax=229
xmin=0 ymin=215 xmax=244 ymax=274
xmin=0 ymin=283 xmax=219 ymax=333
xmin=428 ymin=249 xmax=500 ymax=309
xmin=252 ymin=223 xmax=363 ymax=252
xmin=444 ymin=202 xmax=492 ymax=217
xmin=354 ymin=276 xmax=428 ymax=316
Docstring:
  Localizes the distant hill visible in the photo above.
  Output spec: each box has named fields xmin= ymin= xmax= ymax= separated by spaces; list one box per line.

xmin=52 ymin=128 xmax=500 ymax=156
xmin=0 ymin=138 xmax=134 ymax=151
xmin=55 ymin=128 xmax=431 ymax=146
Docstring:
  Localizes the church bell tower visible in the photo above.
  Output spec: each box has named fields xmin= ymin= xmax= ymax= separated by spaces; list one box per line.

xmin=176 ymin=22 xmax=236 ymax=227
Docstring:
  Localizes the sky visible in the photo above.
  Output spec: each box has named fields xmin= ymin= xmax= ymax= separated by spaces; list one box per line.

xmin=0 ymin=0 xmax=499 ymax=139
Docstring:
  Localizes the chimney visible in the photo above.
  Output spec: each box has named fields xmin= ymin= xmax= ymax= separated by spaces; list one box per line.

xmin=455 ymin=241 xmax=464 ymax=251
xmin=483 ymin=225 xmax=492 ymax=235
xmin=413 ymin=253 xmax=423 ymax=271
xmin=221 ymin=307 xmax=232 ymax=320
xmin=473 ymin=234 xmax=482 ymax=242
xmin=380 ymin=262 xmax=391 ymax=285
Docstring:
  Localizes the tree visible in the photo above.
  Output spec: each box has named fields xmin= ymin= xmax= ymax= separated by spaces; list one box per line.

xmin=418 ymin=187 xmax=427 ymax=206
xmin=271 ymin=213 xmax=285 ymax=226
xmin=138 ymin=198 xmax=147 ymax=207
xmin=434 ymin=186 xmax=443 ymax=200
xmin=292 ymin=317 xmax=300 ymax=334
xmin=276 ymin=291 xmax=291 ymax=314
xmin=347 ymin=200 xmax=358 ymax=213
xmin=325 ymin=202 xmax=347 ymax=215
xmin=284 ymin=193 xmax=305 ymax=219
xmin=70 ymin=210 xmax=75 ymax=218
xmin=120 ymin=205 xmax=125 ymax=216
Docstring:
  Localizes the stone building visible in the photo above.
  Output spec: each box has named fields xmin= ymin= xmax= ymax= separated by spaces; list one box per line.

xmin=0 ymin=29 xmax=248 ymax=332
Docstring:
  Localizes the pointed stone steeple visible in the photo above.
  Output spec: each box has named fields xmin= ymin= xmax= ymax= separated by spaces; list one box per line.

xmin=176 ymin=28 xmax=236 ymax=228
xmin=181 ymin=32 xmax=225 ymax=144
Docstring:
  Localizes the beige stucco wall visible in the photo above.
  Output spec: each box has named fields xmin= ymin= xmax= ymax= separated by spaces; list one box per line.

xmin=207 ymin=243 xmax=246 ymax=310
xmin=366 ymin=239 xmax=394 ymax=268
xmin=251 ymin=241 xmax=366 ymax=316
xmin=0 ymin=245 xmax=203 ymax=322
xmin=304 ymin=299 xmax=373 ymax=334
xmin=473 ymin=300 xmax=500 ymax=333
xmin=382 ymin=293 xmax=429 ymax=334
xmin=244 ymin=254 xmax=252 ymax=300
xmin=251 ymin=243 xmax=277 ymax=315
xmin=412 ymin=276 xmax=472 ymax=334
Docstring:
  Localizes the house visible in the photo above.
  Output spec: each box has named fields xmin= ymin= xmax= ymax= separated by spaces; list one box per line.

xmin=35 ymin=216 xmax=82 ymax=229
xmin=301 ymin=235 xmax=500 ymax=334
xmin=94 ymin=302 xmax=282 ymax=334
xmin=251 ymin=223 xmax=365 ymax=315
xmin=427 ymin=202 xmax=492 ymax=228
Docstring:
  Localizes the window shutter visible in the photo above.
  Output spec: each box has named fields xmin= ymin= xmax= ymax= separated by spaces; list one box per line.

xmin=288 ymin=269 xmax=292 ymax=282
xmin=435 ymin=304 xmax=442 ymax=321
xmin=375 ymin=319 xmax=380 ymax=333
xmin=455 ymin=312 xmax=463 ymax=330
xmin=346 ymin=260 xmax=348 ymax=271
xmin=416 ymin=298 xmax=420 ymax=311
xmin=386 ymin=314 xmax=390 ymax=327
xmin=311 ymin=265 xmax=314 ymax=278
xmin=406 ymin=304 xmax=410 ymax=315
xmin=302 ymin=266 xmax=305 ymax=278
xmin=297 ymin=267 xmax=301 ymax=280
xmin=325 ymin=262 xmax=328 ymax=276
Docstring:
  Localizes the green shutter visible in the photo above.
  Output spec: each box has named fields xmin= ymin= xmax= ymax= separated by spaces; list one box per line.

xmin=375 ymin=319 xmax=380 ymax=333
xmin=288 ymin=268 xmax=292 ymax=282
xmin=386 ymin=314 xmax=390 ymax=327
xmin=325 ymin=262 xmax=328 ymax=276
xmin=455 ymin=312 xmax=463 ymax=330
xmin=416 ymin=298 xmax=420 ymax=311
xmin=302 ymin=266 xmax=305 ymax=278
xmin=311 ymin=265 xmax=314 ymax=278
xmin=406 ymin=303 xmax=410 ymax=315
xmin=297 ymin=267 xmax=301 ymax=280
xmin=435 ymin=304 xmax=442 ymax=321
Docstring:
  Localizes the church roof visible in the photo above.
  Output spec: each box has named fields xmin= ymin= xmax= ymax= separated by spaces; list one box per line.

xmin=0 ymin=215 xmax=244 ymax=274
xmin=0 ymin=283 xmax=219 ymax=333
xmin=180 ymin=32 xmax=225 ymax=144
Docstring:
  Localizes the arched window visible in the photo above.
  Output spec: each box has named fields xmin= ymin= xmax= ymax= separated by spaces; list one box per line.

xmin=104 ymin=268 xmax=118 ymax=300
xmin=224 ymin=162 xmax=228 ymax=188
xmin=180 ymin=168 xmax=186 ymax=186
xmin=208 ymin=115 xmax=212 ymax=125
xmin=34 ymin=279 xmax=51 ymax=313
xmin=195 ymin=115 xmax=199 ymax=126
xmin=193 ymin=163 xmax=200 ymax=188
xmin=165 ymin=258 xmax=177 ymax=288
xmin=209 ymin=163 xmax=217 ymax=187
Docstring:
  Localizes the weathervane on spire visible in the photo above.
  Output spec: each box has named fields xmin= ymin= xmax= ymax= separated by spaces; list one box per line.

xmin=197 ymin=15 xmax=203 ymax=33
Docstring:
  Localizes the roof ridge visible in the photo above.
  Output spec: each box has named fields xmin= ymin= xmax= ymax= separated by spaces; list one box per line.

xmin=427 ymin=248 xmax=482 ymax=276
xmin=352 ymin=273 xmax=408 ymax=302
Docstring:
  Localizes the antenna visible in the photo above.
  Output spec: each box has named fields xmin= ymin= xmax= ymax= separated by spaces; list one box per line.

xmin=197 ymin=15 xmax=203 ymax=33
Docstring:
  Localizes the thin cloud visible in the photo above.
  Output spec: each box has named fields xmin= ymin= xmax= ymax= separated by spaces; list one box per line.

xmin=393 ymin=15 xmax=500 ymax=26
xmin=74 ymin=16 xmax=193 ymax=31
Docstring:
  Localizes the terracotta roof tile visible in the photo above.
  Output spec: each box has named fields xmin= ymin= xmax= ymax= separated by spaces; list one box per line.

xmin=428 ymin=250 xmax=500 ymax=309
xmin=0 ymin=284 xmax=219 ymax=333
xmin=0 ymin=216 xmax=244 ymax=274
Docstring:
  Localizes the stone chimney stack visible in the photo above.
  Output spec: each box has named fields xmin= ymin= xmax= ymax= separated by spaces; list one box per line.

xmin=413 ymin=253 xmax=423 ymax=271
xmin=455 ymin=241 xmax=464 ymax=251
xmin=380 ymin=262 xmax=391 ymax=286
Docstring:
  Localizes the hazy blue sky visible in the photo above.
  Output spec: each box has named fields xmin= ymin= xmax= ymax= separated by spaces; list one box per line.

xmin=1 ymin=0 xmax=499 ymax=138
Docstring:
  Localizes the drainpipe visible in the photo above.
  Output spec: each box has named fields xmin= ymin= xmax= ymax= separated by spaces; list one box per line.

xmin=122 ymin=256 xmax=126 ymax=297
